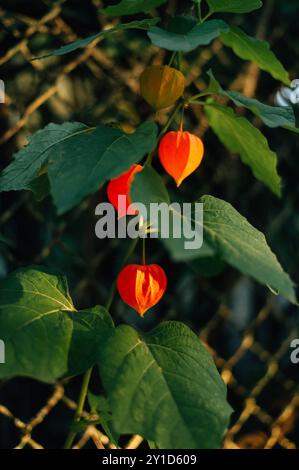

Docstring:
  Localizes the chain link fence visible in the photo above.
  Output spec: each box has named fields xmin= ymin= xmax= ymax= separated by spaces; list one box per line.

xmin=0 ymin=0 xmax=298 ymax=449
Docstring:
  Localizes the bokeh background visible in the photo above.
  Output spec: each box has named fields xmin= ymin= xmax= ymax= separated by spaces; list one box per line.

xmin=0 ymin=0 xmax=299 ymax=449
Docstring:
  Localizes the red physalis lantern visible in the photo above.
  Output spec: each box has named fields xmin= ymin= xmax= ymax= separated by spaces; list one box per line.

xmin=159 ymin=131 xmax=204 ymax=186
xmin=117 ymin=263 xmax=167 ymax=316
xmin=107 ymin=164 xmax=143 ymax=217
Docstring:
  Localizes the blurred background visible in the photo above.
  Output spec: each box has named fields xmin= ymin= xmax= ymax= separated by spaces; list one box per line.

xmin=0 ymin=0 xmax=299 ymax=449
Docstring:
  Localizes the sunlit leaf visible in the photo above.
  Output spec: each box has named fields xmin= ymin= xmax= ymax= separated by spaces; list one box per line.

xmin=98 ymin=321 xmax=232 ymax=448
xmin=205 ymin=102 xmax=281 ymax=196
xmin=220 ymin=26 xmax=290 ymax=85
xmin=0 ymin=267 xmax=114 ymax=383
xmin=205 ymin=70 xmax=296 ymax=129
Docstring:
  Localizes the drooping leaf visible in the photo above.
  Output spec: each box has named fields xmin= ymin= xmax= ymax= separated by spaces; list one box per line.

xmin=101 ymin=0 xmax=166 ymax=16
xmin=169 ymin=195 xmax=296 ymax=302
xmin=0 ymin=121 xmax=158 ymax=214
xmin=206 ymin=70 xmax=296 ymax=129
xmin=48 ymin=122 xmax=158 ymax=214
xmin=204 ymin=102 xmax=281 ymax=196
xmin=200 ymin=195 xmax=296 ymax=303
xmin=131 ymin=167 xmax=213 ymax=259
xmin=207 ymin=0 xmax=262 ymax=14
xmin=148 ymin=18 xmax=229 ymax=52
xmin=0 ymin=267 xmax=114 ymax=383
xmin=130 ymin=165 xmax=170 ymax=217
xmin=220 ymin=26 xmax=290 ymax=85
xmin=98 ymin=321 xmax=232 ymax=449
xmin=131 ymin=170 xmax=296 ymax=302
xmin=39 ymin=19 xmax=160 ymax=57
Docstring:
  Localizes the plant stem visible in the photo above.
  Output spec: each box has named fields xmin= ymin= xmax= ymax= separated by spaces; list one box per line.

xmin=201 ymin=11 xmax=213 ymax=23
xmin=64 ymin=97 xmax=180 ymax=447
xmin=188 ymin=99 xmax=206 ymax=105
xmin=150 ymin=102 xmax=182 ymax=159
xmin=168 ymin=51 xmax=176 ymax=66
xmin=186 ymin=91 xmax=211 ymax=103
xmin=64 ymin=367 xmax=92 ymax=449
xmin=64 ymin=236 xmax=139 ymax=449
xmin=158 ymin=102 xmax=183 ymax=139
xmin=145 ymin=101 xmax=183 ymax=166
xmin=179 ymin=105 xmax=185 ymax=132
xmin=142 ymin=236 xmax=146 ymax=265
xmin=64 ymin=5 xmax=197 ymax=447
xmin=197 ymin=1 xmax=203 ymax=22
xmin=177 ymin=51 xmax=182 ymax=71
xmin=105 ymin=237 xmax=139 ymax=311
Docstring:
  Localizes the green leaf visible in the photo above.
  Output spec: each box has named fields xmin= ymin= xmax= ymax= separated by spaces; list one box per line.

xmin=29 ymin=172 xmax=50 ymax=202
xmin=148 ymin=19 xmax=229 ymax=52
xmin=167 ymin=195 xmax=296 ymax=302
xmin=206 ymin=70 xmax=296 ymax=129
xmin=225 ymin=93 xmax=296 ymax=129
xmin=40 ymin=19 xmax=160 ymax=57
xmin=0 ymin=122 xmax=158 ymax=214
xmin=207 ymin=0 xmax=262 ymax=13
xmin=48 ymin=122 xmax=158 ymax=214
xmin=0 ymin=267 xmax=114 ymax=383
xmin=130 ymin=165 xmax=170 ymax=219
xmin=131 ymin=170 xmax=296 ymax=302
xmin=200 ymin=195 xmax=296 ymax=303
xmin=101 ymin=0 xmax=166 ymax=16
xmin=164 ymin=236 xmax=215 ymax=261
xmin=130 ymin=165 xmax=170 ymax=206
xmin=98 ymin=321 xmax=232 ymax=449
xmin=67 ymin=306 xmax=115 ymax=378
xmin=220 ymin=26 xmax=290 ymax=85
xmin=0 ymin=122 xmax=88 ymax=192
xmin=204 ymin=102 xmax=281 ymax=196
xmin=88 ymin=393 xmax=119 ymax=446
xmin=130 ymin=167 xmax=214 ymax=259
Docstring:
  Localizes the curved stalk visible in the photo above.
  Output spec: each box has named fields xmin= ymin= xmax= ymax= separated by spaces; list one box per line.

xmin=64 ymin=236 xmax=139 ymax=449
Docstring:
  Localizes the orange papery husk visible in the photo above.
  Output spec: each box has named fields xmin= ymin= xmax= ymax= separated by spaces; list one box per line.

xmin=158 ymin=131 xmax=204 ymax=186
xmin=116 ymin=264 xmax=167 ymax=316
xmin=140 ymin=65 xmax=185 ymax=110
xmin=107 ymin=164 xmax=143 ymax=217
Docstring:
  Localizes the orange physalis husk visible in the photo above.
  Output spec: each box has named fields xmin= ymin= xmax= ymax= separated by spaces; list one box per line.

xmin=140 ymin=65 xmax=185 ymax=110
xmin=107 ymin=164 xmax=143 ymax=217
xmin=158 ymin=131 xmax=204 ymax=187
xmin=117 ymin=264 xmax=167 ymax=316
